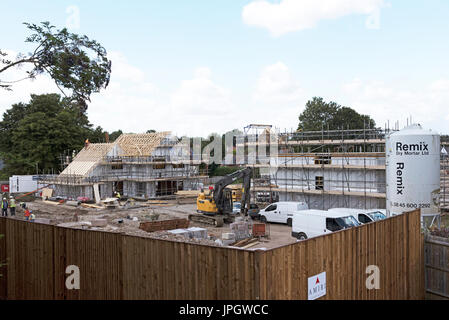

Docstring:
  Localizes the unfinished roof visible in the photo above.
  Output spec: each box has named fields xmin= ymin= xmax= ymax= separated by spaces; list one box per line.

xmin=115 ymin=132 xmax=171 ymax=156
xmin=58 ymin=132 xmax=172 ymax=178
xmin=60 ymin=143 xmax=115 ymax=177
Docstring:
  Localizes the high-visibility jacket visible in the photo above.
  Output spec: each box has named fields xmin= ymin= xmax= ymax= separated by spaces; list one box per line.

xmin=1 ymin=200 xmax=8 ymax=209
xmin=9 ymin=199 xmax=16 ymax=208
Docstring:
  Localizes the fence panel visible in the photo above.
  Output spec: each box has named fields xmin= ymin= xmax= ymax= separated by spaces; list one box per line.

xmin=425 ymin=234 xmax=449 ymax=300
xmin=0 ymin=209 xmax=424 ymax=300
xmin=0 ymin=218 xmax=6 ymax=299
xmin=5 ymin=219 xmax=54 ymax=299
xmin=258 ymin=211 xmax=424 ymax=300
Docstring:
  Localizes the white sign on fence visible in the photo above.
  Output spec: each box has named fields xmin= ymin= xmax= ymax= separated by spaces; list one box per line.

xmin=308 ymin=272 xmax=326 ymax=300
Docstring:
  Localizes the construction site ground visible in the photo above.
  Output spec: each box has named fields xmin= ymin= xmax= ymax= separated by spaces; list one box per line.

xmin=13 ymin=199 xmax=297 ymax=250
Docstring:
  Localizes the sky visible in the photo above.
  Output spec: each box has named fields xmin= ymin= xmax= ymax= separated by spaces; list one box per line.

xmin=1 ymin=0 xmax=449 ymax=137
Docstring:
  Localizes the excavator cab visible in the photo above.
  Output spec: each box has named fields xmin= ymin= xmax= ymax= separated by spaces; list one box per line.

xmin=216 ymin=188 xmax=233 ymax=215
xmin=197 ymin=187 xmax=233 ymax=216
xmin=191 ymin=167 xmax=253 ymax=227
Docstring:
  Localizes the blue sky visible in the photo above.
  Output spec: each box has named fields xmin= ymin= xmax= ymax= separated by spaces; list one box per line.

xmin=1 ymin=0 xmax=449 ymax=136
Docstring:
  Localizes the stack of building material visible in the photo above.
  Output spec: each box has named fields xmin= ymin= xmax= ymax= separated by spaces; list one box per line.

xmin=167 ymin=229 xmax=191 ymax=239
xmin=232 ymin=238 xmax=259 ymax=249
xmin=230 ymin=221 xmax=251 ymax=241
xmin=168 ymin=227 xmax=208 ymax=240
xmin=186 ymin=227 xmax=208 ymax=239
xmin=41 ymin=188 xmax=53 ymax=200
xmin=175 ymin=190 xmax=201 ymax=204
xmin=222 ymin=232 xmax=236 ymax=246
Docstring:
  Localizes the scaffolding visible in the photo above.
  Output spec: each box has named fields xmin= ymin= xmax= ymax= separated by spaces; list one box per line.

xmin=39 ymin=156 xmax=208 ymax=200
xmin=441 ymin=142 xmax=449 ymax=212
xmin=241 ymin=126 xmax=393 ymax=210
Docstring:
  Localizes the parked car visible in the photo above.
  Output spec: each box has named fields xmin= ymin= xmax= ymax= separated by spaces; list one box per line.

xmin=292 ymin=210 xmax=360 ymax=240
xmin=259 ymin=201 xmax=309 ymax=226
xmin=248 ymin=203 xmax=260 ymax=219
xmin=232 ymin=202 xmax=260 ymax=218
xmin=328 ymin=208 xmax=386 ymax=224
xmin=232 ymin=202 xmax=241 ymax=215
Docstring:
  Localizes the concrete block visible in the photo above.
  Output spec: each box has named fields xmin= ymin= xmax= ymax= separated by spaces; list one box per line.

xmin=222 ymin=239 xmax=236 ymax=246
xmin=187 ymin=227 xmax=208 ymax=239
xmin=168 ymin=228 xmax=190 ymax=238
xmin=222 ymin=232 xmax=236 ymax=240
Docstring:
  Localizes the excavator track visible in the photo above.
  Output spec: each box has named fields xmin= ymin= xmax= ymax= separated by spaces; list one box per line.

xmin=188 ymin=213 xmax=224 ymax=227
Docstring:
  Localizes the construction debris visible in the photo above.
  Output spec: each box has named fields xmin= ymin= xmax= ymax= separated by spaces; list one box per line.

xmin=81 ymin=203 xmax=104 ymax=209
xmin=66 ymin=200 xmax=80 ymax=207
xmin=17 ymin=200 xmax=293 ymax=249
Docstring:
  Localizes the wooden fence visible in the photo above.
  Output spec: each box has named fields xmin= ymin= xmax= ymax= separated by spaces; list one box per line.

xmin=0 ymin=209 xmax=424 ymax=300
xmin=425 ymin=235 xmax=449 ymax=300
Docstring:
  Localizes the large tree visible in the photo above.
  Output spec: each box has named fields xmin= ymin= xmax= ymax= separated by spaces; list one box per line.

xmin=298 ymin=97 xmax=376 ymax=131
xmin=0 ymin=21 xmax=111 ymax=112
xmin=0 ymin=94 xmax=112 ymax=177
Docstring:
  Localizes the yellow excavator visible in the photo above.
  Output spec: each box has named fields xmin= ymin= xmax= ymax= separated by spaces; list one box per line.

xmin=189 ymin=167 xmax=252 ymax=227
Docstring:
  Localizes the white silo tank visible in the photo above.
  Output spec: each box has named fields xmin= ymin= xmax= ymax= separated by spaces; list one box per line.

xmin=386 ymin=124 xmax=440 ymax=216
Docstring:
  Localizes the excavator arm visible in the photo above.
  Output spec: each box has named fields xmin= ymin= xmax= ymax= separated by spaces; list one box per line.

xmin=213 ymin=167 xmax=252 ymax=215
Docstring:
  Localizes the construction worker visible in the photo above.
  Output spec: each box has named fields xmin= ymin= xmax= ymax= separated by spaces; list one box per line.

xmin=85 ymin=138 xmax=90 ymax=148
xmin=24 ymin=208 xmax=31 ymax=221
xmin=9 ymin=196 xmax=16 ymax=216
xmin=29 ymin=211 xmax=36 ymax=222
xmin=1 ymin=197 xmax=8 ymax=217
xmin=115 ymin=191 xmax=121 ymax=199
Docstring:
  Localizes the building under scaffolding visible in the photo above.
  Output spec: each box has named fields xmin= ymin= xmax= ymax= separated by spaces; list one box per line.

xmin=39 ymin=132 xmax=207 ymax=200
xmin=441 ymin=142 xmax=449 ymax=212
xmin=240 ymin=125 xmax=392 ymax=210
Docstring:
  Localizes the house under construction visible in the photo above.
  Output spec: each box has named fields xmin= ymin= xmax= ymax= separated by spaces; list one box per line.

xmin=240 ymin=125 xmax=390 ymax=210
xmin=40 ymin=132 xmax=206 ymax=200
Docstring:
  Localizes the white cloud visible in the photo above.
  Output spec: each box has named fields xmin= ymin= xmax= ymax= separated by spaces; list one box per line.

xmin=253 ymin=62 xmax=303 ymax=104
xmin=340 ymin=78 xmax=449 ymax=133
xmin=169 ymin=67 xmax=236 ymax=136
xmin=87 ymin=51 xmax=160 ymax=133
xmin=242 ymin=0 xmax=386 ymax=36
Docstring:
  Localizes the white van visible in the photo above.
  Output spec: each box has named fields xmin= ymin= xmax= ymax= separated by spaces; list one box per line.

xmin=291 ymin=210 xmax=360 ymax=240
xmin=328 ymin=208 xmax=386 ymax=224
xmin=259 ymin=201 xmax=309 ymax=226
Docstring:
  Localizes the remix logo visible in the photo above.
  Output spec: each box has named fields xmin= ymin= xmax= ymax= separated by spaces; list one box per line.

xmin=395 ymin=141 xmax=429 ymax=155
xmin=396 ymin=162 xmax=405 ymax=195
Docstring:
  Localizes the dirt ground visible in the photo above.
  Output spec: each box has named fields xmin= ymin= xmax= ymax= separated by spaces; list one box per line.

xmin=12 ymin=200 xmax=296 ymax=250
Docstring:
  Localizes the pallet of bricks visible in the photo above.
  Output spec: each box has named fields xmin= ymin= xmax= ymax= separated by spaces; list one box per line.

xmin=225 ymin=221 xmax=268 ymax=248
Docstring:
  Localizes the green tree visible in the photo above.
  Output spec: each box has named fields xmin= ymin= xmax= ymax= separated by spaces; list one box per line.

xmin=298 ymin=97 xmax=376 ymax=131
xmin=0 ymin=94 xmax=96 ymax=176
xmin=0 ymin=21 xmax=111 ymax=112
xmin=109 ymin=130 xmax=123 ymax=142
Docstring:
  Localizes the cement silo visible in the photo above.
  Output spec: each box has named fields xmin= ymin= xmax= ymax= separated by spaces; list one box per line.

xmin=386 ymin=124 xmax=440 ymax=216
